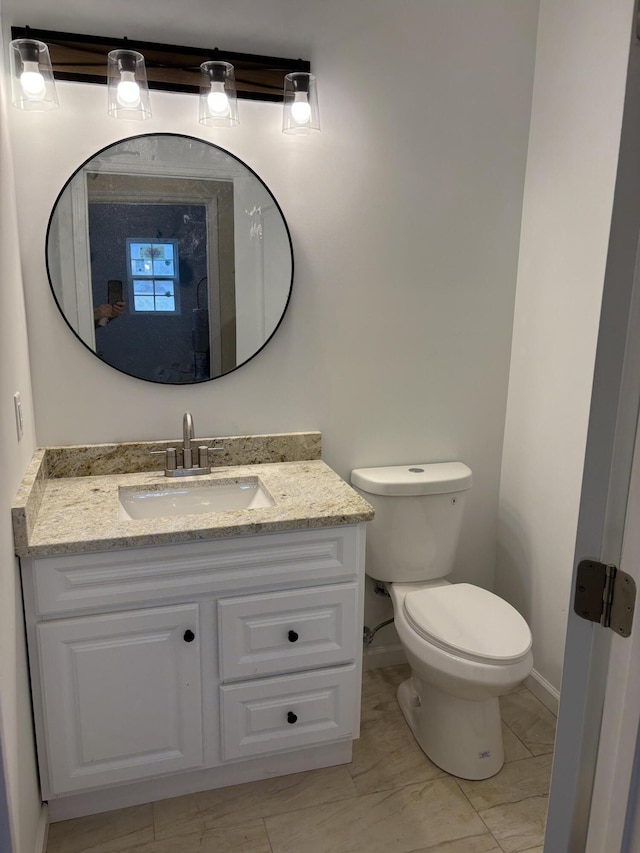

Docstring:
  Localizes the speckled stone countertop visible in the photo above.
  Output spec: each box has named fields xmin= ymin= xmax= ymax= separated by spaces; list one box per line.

xmin=12 ymin=433 xmax=374 ymax=558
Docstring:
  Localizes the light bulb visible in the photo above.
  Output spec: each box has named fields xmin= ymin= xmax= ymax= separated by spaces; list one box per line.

xmin=116 ymin=71 xmax=141 ymax=108
xmin=290 ymin=92 xmax=311 ymax=125
xmin=20 ymin=60 xmax=45 ymax=98
xmin=207 ymin=81 xmax=230 ymax=117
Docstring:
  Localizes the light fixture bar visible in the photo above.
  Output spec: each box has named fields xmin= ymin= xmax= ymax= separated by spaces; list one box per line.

xmin=10 ymin=27 xmax=311 ymax=103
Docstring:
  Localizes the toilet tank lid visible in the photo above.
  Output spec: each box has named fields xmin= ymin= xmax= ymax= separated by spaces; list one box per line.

xmin=350 ymin=462 xmax=472 ymax=496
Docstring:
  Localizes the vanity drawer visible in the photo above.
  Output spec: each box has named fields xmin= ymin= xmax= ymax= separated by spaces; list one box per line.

xmin=220 ymin=664 xmax=356 ymax=760
xmin=218 ymin=583 xmax=358 ymax=680
xmin=28 ymin=526 xmax=360 ymax=616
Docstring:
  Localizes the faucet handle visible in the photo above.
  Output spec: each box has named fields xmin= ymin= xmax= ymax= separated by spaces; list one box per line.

xmin=197 ymin=445 xmax=225 ymax=468
xmin=150 ymin=448 xmax=177 ymax=471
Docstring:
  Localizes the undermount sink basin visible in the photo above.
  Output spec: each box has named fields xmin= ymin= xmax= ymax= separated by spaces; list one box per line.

xmin=118 ymin=478 xmax=275 ymax=521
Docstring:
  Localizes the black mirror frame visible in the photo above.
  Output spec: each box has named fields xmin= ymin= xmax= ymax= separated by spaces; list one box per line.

xmin=45 ymin=132 xmax=294 ymax=385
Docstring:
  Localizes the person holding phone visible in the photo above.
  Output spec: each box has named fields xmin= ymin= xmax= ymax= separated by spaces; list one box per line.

xmin=94 ymin=280 xmax=125 ymax=327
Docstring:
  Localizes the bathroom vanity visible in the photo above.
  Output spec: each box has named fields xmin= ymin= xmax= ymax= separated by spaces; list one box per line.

xmin=12 ymin=432 xmax=373 ymax=820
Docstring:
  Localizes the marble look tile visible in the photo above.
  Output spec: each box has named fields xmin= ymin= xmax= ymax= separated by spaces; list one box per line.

xmin=153 ymin=766 xmax=357 ymax=838
xmin=264 ymin=778 xmax=486 ymax=853
xmin=499 ymin=687 xmax=557 ymax=756
xmin=46 ymin=804 xmax=154 ymax=853
xmin=456 ymin=753 xmax=552 ymax=811
xmin=502 ymin=722 xmax=533 ymax=763
xmin=478 ymin=796 xmax=548 ymax=852
xmin=126 ymin=820 xmax=271 ymax=853
xmin=361 ymin=664 xmax=410 ymax=701
xmin=350 ymin=690 xmax=445 ymax=794
xmin=409 ymin=835 xmax=502 ymax=852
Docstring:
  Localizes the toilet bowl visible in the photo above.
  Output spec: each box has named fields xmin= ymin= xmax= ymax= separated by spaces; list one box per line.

xmin=351 ymin=462 xmax=533 ymax=780
xmin=390 ymin=580 xmax=532 ymax=779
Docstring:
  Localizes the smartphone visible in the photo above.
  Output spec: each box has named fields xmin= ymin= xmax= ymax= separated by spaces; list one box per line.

xmin=107 ymin=280 xmax=123 ymax=305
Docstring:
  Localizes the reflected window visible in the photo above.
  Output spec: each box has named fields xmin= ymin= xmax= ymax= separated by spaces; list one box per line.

xmin=126 ymin=238 xmax=180 ymax=314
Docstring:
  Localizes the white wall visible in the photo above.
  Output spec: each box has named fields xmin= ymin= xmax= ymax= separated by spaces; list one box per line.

xmin=496 ymin=0 xmax=634 ymax=695
xmin=5 ymin=0 xmax=539 ymax=662
xmin=0 ymin=4 xmax=48 ymax=851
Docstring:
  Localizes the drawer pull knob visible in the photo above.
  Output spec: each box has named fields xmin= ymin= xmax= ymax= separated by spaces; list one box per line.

xmin=287 ymin=711 xmax=298 ymax=725
xmin=183 ymin=629 xmax=196 ymax=643
xmin=287 ymin=630 xmax=299 ymax=643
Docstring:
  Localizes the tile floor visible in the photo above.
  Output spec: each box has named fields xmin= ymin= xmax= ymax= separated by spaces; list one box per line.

xmin=46 ymin=665 xmax=557 ymax=853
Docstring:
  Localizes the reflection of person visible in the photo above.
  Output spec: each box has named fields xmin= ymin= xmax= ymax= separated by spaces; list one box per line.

xmin=94 ymin=301 xmax=125 ymax=327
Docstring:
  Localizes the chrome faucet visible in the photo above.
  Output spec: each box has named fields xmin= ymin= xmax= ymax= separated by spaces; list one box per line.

xmin=151 ymin=411 xmax=223 ymax=477
xmin=182 ymin=412 xmax=195 ymax=470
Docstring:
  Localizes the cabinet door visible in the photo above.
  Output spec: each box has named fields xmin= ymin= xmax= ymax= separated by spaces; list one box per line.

xmin=38 ymin=604 xmax=203 ymax=794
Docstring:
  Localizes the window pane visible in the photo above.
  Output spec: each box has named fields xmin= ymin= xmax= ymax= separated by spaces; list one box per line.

xmin=140 ymin=245 xmax=158 ymax=260
xmin=134 ymin=294 xmax=155 ymax=311
xmin=155 ymin=296 xmax=175 ymax=312
xmin=133 ymin=280 xmax=154 ymax=295
xmin=131 ymin=259 xmax=153 ymax=275
xmin=154 ymin=281 xmax=174 ymax=297
xmin=154 ymin=258 xmax=175 ymax=276
xmin=129 ymin=242 xmax=148 ymax=259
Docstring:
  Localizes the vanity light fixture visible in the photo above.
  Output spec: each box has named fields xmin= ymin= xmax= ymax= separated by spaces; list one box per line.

xmin=9 ymin=37 xmax=59 ymax=111
xmin=199 ymin=60 xmax=238 ymax=127
xmin=282 ymin=72 xmax=320 ymax=134
xmin=9 ymin=27 xmax=319 ymax=133
xmin=107 ymin=48 xmax=151 ymax=120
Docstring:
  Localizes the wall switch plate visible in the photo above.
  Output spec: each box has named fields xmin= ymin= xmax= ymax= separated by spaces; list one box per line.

xmin=13 ymin=392 xmax=23 ymax=441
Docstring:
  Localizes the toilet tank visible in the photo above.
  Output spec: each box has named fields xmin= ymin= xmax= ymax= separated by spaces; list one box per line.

xmin=350 ymin=462 xmax=472 ymax=583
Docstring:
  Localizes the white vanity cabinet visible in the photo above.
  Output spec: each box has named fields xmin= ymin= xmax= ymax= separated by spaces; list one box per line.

xmin=20 ymin=524 xmax=365 ymax=815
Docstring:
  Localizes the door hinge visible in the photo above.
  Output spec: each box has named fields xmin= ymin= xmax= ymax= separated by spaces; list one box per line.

xmin=574 ymin=559 xmax=636 ymax=638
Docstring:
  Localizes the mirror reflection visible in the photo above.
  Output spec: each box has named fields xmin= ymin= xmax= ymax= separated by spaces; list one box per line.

xmin=46 ymin=134 xmax=293 ymax=384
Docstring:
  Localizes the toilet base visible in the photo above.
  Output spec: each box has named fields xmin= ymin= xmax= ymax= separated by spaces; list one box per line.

xmin=397 ymin=677 xmax=504 ymax=780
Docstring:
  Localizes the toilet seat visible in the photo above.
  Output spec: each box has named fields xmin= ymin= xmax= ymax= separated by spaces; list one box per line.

xmin=403 ymin=583 xmax=532 ymax=665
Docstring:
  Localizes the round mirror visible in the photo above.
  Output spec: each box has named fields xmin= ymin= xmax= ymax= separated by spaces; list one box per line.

xmin=46 ymin=133 xmax=293 ymax=384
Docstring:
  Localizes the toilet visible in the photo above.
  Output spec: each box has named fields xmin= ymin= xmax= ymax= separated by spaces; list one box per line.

xmin=351 ymin=462 xmax=533 ymax=780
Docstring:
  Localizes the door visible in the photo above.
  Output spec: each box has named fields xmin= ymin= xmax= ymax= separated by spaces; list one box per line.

xmin=544 ymin=9 xmax=640 ymax=844
xmin=0 ymin=723 xmax=12 ymax=853
xmin=37 ymin=603 xmax=203 ymax=794
xmin=585 ymin=419 xmax=640 ymax=850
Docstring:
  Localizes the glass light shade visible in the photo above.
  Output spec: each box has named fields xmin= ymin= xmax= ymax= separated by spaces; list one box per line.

xmin=282 ymin=72 xmax=319 ymax=135
xmin=10 ymin=39 xmax=59 ymax=111
xmin=107 ymin=49 xmax=151 ymax=120
xmin=199 ymin=61 xmax=239 ymax=127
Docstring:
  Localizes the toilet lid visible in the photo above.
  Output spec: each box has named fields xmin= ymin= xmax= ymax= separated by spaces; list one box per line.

xmin=403 ymin=583 xmax=532 ymax=663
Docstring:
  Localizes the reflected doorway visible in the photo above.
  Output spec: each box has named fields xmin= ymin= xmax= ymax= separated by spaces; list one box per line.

xmin=87 ymin=174 xmax=235 ymax=383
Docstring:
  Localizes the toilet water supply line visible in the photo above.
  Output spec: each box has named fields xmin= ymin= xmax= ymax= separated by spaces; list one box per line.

xmin=363 ymin=618 xmax=394 ymax=646
xmin=363 ymin=580 xmax=394 ymax=645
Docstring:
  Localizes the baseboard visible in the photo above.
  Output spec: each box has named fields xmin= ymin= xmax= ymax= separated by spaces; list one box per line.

xmin=525 ymin=669 xmax=560 ymax=716
xmin=362 ymin=642 xmax=406 ymax=671
xmin=35 ymin=803 xmax=49 ymax=853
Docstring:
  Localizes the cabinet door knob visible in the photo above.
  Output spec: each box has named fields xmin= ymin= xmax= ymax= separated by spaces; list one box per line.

xmin=287 ymin=711 xmax=297 ymax=724
xmin=183 ymin=629 xmax=195 ymax=643
xmin=287 ymin=630 xmax=299 ymax=643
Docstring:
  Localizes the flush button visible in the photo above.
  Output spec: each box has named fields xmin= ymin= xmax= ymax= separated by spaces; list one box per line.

xmin=408 ymin=467 xmax=425 ymax=473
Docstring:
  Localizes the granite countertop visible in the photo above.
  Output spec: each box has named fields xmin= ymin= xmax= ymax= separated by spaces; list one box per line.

xmin=12 ymin=434 xmax=374 ymax=558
